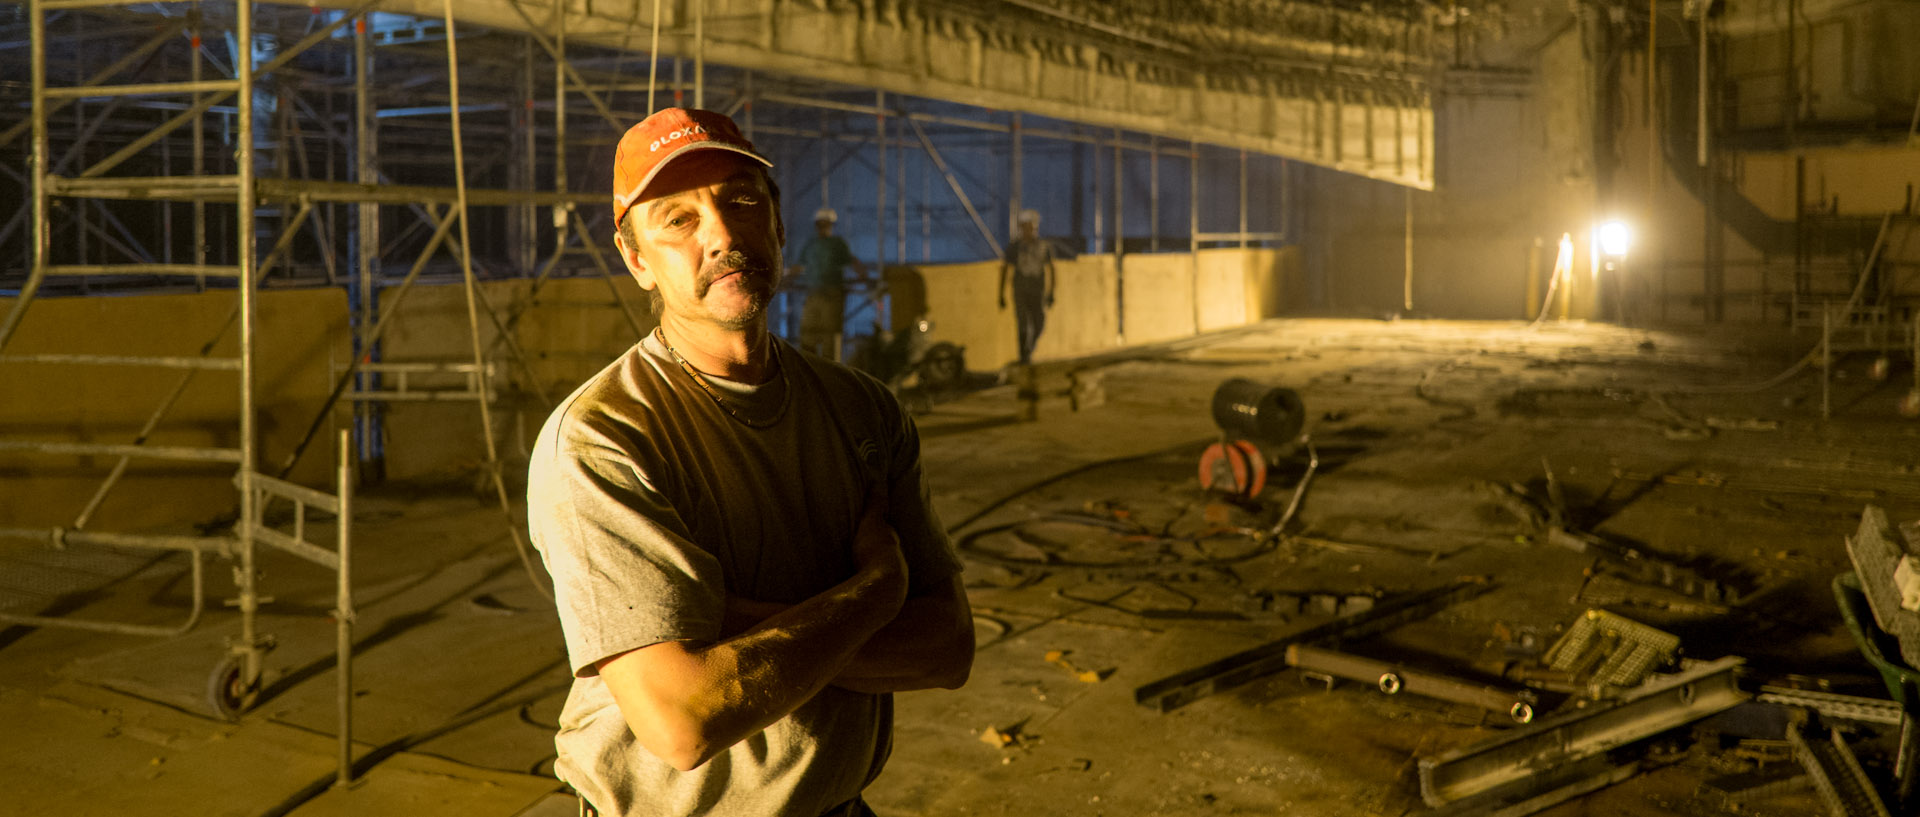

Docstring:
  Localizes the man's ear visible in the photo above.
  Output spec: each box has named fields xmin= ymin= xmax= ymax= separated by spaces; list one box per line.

xmin=614 ymin=230 xmax=656 ymax=291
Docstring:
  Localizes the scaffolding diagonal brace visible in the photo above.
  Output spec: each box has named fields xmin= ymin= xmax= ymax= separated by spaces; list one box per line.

xmin=908 ymin=117 xmax=1003 ymax=259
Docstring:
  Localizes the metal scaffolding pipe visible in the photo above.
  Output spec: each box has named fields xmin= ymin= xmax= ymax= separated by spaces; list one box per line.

xmin=235 ymin=0 xmax=263 ymax=704
xmin=442 ymin=0 xmax=552 ymax=603
xmin=908 ymin=118 xmax=1002 ymax=258
xmin=278 ymin=207 xmax=460 ymax=477
xmin=876 ymin=89 xmax=887 ymax=293
xmin=2 ymin=0 xmax=52 ymax=355
xmin=1114 ymin=126 xmax=1125 ymax=341
xmin=0 ymin=548 xmax=207 ymax=637
xmin=1190 ymin=140 xmax=1200 ymax=333
xmin=1149 ymin=134 xmax=1159 ymax=252
xmin=504 ymin=0 xmax=626 ymax=132
xmin=1009 ymin=113 xmax=1021 ymax=240
xmin=693 ymin=0 xmax=704 ymax=109
xmin=0 ymin=16 xmax=187 ymax=148
xmin=334 ymin=429 xmax=355 ymax=786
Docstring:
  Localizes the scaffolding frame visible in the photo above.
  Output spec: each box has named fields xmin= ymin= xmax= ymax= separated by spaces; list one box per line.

xmin=0 ymin=0 xmax=629 ymax=723
xmin=0 ymin=3 xmax=1318 ymax=727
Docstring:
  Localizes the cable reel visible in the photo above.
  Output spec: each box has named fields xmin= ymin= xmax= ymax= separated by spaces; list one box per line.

xmin=1197 ymin=378 xmax=1306 ymax=500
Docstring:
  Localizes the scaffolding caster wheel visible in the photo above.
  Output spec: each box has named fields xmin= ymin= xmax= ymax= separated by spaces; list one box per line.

xmin=207 ymin=655 xmax=260 ymax=721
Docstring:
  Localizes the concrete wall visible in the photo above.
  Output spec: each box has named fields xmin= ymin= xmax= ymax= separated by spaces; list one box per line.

xmin=1737 ymin=146 xmax=1920 ymax=219
xmin=370 ymin=276 xmax=656 ymax=483
xmin=0 ymin=289 xmax=350 ymax=531
xmin=906 ymin=246 xmax=1297 ymax=370
xmin=1303 ymin=12 xmax=1611 ymax=322
xmin=1 ymin=250 xmax=1284 ymax=531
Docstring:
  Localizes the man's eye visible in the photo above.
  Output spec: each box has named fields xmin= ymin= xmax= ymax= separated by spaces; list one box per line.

xmin=665 ymin=214 xmax=690 ymax=227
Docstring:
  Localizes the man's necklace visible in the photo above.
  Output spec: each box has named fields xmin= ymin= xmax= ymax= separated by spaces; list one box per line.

xmin=656 ymin=327 xmax=791 ymax=428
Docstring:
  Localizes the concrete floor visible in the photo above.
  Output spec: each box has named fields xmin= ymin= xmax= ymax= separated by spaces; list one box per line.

xmin=4 ymin=318 xmax=1919 ymax=816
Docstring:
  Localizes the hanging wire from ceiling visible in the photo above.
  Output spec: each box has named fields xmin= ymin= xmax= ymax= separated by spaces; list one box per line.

xmin=645 ymin=0 xmax=663 ymax=113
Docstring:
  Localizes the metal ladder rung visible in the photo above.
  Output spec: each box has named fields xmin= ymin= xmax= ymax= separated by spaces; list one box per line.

xmin=0 ymin=440 xmax=243 ymax=463
xmin=345 ymin=390 xmax=490 ymax=403
xmin=41 ymin=79 xmax=241 ymax=98
xmin=46 ymin=264 xmax=244 ymax=279
xmin=47 ymin=175 xmax=242 ymax=200
xmin=0 ymin=527 xmax=232 ymax=554
xmin=0 ymin=353 xmax=242 ymax=371
xmin=40 ymin=0 xmax=177 ymax=8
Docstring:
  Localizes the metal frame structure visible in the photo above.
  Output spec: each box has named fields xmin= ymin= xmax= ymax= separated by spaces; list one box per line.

xmin=0 ymin=0 xmax=1404 ymax=720
xmin=0 ymin=0 xmax=621 ymax=720
xmin=1 ymin=0 xmax=268 ymax=713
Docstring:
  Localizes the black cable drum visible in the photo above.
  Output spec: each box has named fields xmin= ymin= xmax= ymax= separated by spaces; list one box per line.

xmin=1210 ymin=378 xmax=1305 ymax=447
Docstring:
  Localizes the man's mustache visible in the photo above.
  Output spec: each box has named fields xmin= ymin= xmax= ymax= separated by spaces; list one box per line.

xmin=696 ymin=250 xmax=776 ymax=294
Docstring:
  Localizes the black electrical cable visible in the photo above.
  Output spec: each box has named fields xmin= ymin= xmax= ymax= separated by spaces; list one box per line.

xmin=943 ymin=436 xmax=1215 ymax=535
xmin=955 ymin=512 xmax=1280 ymax=573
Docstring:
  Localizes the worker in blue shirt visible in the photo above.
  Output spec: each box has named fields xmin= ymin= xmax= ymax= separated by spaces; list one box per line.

xmin=793 ymin=208 xmax=868 ymax=359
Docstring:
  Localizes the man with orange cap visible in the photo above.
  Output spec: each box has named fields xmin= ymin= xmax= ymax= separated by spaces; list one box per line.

xmin=526 ymin=108 xmax=973 ymax=817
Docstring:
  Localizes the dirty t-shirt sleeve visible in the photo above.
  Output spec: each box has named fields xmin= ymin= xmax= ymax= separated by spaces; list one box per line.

xmin=533 ymin=424 xmax=725 ymax=678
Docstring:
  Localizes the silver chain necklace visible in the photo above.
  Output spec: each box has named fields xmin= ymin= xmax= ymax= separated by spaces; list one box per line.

xmin=656 ymin=327 xmax=792 ymax=428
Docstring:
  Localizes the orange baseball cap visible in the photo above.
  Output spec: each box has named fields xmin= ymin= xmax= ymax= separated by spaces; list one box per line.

xmin=611 ymin=108 xmax=772 ymax=229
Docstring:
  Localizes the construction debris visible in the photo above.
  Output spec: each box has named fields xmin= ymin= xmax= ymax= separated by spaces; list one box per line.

xmin=1787 ymin=721 xmax=1893 ymax=817
xmin=1695 ymin=769 xmax=1813 ymax=812
xmin=1133 ymin=578 xmax=1492 ymax=712
xmin=979 ymin=719 xmax=1035 ymax=750
xmin=1284 ymin=643 xmax=1537 ymax=724
xmin=1480 ymin=471 xmax=1748 ymax=605
xmin=1843 ymin=505 xmax=1920 ymax=667
xmin=1540 ymin=609 xmax=1681 ymax=699
xmin=1417 ymin=657 xmax=1749 ymax=813
xmin=1044 ymin=649 xmax=1111 ymax=683
xmin=1755 ymin=687 xmax=1903 ymax=727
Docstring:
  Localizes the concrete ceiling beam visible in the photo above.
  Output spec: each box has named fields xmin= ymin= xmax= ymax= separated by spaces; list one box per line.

xmin=285 ymin=0 xmax=1435 ymax=189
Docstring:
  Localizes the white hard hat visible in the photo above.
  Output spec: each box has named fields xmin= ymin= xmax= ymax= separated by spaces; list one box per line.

xmin=814 ymin=207 xmax=838 ymax=223
xmin=1018 ymin=209 xmax=1040 ymax=225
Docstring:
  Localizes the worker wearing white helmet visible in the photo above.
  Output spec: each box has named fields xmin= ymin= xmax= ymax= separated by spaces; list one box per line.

xmin=792 ymin=206 xmax=868 ymax=358
xmin=998 ymin=209 xmax=1056 ymax=365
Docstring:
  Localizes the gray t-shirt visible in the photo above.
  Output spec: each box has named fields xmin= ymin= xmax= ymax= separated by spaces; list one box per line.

xmin=527 ymin=332 xmax=960 ymax=817
xmin=1006 ymin=237 xmax=1052 ymax=281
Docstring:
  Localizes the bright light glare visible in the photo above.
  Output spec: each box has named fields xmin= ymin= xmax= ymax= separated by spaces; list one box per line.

xmin=1598 ymin=220 xmax=1633 ymax=257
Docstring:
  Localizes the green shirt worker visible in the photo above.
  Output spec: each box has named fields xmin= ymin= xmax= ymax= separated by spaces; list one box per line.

xmin=793 ymin=208 xmax=868 ymax=359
